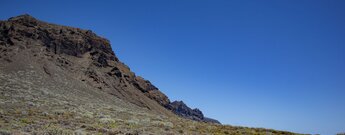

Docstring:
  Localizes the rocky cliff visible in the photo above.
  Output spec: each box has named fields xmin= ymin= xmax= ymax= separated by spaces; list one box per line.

xmin=0 ymin=14 xmax=219 ymax=123
xmin=168 ymin=101 xmax=220 ymax=123
xmin=0 ymin=14 xmax=301 ymax=135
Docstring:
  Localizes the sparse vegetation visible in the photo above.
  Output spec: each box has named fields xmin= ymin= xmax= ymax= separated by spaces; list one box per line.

xmin=0 ymin=14 xmax=304 ymax=135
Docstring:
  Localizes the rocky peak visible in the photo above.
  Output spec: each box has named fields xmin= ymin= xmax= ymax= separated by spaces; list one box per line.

xmin=168 ymin=101 xmax=204 ymax=121
xmin=8 ymin=14 xmax=38 ymax=25
xmin=1 ymin=14 xmax=115 ymax=62
xmin=168 ymin=101 xmax=220 ymax=124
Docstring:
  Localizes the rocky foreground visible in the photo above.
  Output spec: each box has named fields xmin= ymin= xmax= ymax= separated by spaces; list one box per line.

xmin=0 ymin=14 xmax=300 ymax=134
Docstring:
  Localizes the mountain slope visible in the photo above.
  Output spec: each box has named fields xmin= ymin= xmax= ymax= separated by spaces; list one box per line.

xmin=0 ymin=14 xmax=217 ymax=121
xmin=0 ymin=14 xmax=299 ymax=134
xmin=0 ymin=14 xmax=172 ymax=116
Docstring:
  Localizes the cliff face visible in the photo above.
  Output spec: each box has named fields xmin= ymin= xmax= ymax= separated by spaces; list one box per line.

xmin=0 ymin=14 xmax=172 ymax=116
xmin=0 ymin=14 xmax=219 ymax=123
xmin=0 ymin=14 xmax=302 ymax=135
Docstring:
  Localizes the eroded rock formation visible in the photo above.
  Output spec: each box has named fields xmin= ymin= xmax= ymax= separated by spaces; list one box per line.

xmin=0 ymin=14 xmax=219 ymax=123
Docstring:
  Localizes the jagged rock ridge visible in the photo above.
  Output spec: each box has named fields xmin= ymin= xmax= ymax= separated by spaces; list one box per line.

xmin=0 ymin=14 xmax=219 ymax=123
xmin=168 ymin=101 xmax=220 ymax=123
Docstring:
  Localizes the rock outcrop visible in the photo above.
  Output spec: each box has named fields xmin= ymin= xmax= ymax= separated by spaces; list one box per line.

xmin=168 ymin=101 xmax=220 ymax=124
xmin=0 ymin=14 xmax=219 ymax=123
xmin=132 ymin=76 xmax=171 ymax=107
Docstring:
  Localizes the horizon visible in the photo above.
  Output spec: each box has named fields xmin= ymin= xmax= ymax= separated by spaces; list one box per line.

xmin=1 ymin=0 xmax=345 ymax=134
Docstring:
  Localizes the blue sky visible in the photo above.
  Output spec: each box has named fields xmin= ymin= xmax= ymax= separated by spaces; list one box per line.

xmin=1 ymin=0 xmax=345 ymax=134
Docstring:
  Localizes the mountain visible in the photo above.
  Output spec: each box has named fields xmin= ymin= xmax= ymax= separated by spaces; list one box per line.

xmin=0 ymin=14 xmax=217 ymax=123
xmin=0 ymin=14 xmax=299 ymax=134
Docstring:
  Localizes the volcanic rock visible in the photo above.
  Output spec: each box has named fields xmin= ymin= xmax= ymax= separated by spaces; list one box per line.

xmin=0 ymin=14 xmax=219 ymax=123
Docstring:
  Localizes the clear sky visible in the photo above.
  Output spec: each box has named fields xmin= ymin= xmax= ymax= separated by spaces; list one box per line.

xmin=1 ymin=0 xmax=345 ymax=134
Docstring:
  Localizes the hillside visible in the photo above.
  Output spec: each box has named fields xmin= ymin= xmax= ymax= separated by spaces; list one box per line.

xmin=0 ymin=14 xmax=300 ymax=134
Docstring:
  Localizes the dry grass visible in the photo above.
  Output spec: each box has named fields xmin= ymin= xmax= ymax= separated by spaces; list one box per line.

xmin=0 ymin=67 xmax=302 ymax=135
